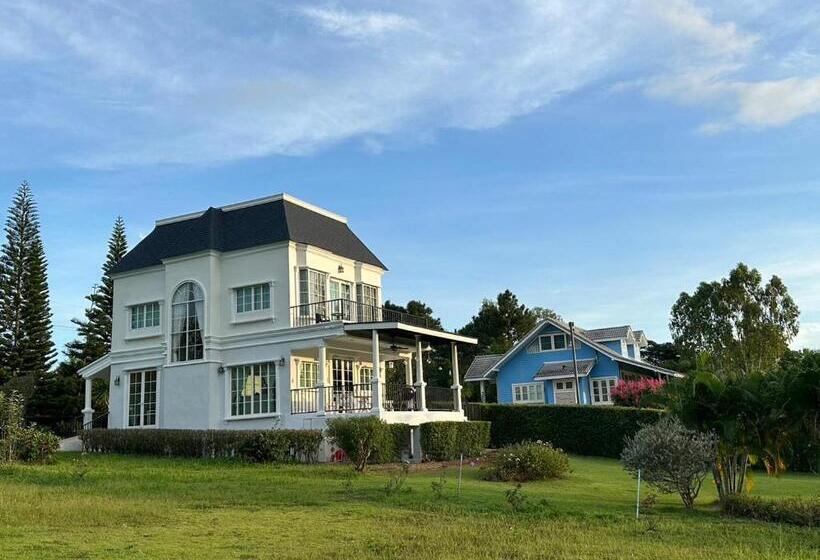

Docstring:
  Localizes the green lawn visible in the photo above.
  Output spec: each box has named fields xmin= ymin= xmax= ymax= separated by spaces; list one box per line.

xmin=0 ymin=453 xmax=817 ymax=559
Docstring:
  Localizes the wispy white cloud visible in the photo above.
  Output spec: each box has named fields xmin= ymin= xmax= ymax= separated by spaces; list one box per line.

xmin=0 ymin=0 xmax=819 ymax=166
xmin=298 ymin=6 xmax=416 ymax=39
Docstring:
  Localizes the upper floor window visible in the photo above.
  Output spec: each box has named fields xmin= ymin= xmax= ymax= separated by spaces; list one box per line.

xmin=171 ymin=282 xmax=204 ymax=363
xmin=130 ymin=302 xmax=160 ymax=330
xmin=357 ymin=283 xmax=379 ymax=322
xmin=539 ymin=333 xmax=568 ymax=352
xmin=235 ymin=283 xmax=270 ymax=314
xmin=299 ymin=269 xmax=327 ymax=313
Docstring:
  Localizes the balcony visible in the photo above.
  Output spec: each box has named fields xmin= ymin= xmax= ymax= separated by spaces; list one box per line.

xmin=291 ymin=299 xmax=436 ymax=329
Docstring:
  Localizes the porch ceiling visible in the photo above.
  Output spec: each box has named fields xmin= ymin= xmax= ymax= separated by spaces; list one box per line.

xmin=343 ymin=322 xmax=478 ymax=346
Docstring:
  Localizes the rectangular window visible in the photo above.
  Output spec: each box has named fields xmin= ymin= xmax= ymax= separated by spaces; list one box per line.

xmin=230 ymin=362 xmax=276 ymax=417
xmin=358 ymin=366 xmax=373 ymax=385
xmin=130 ymin=302 xmax=161 ymax=330
xmin=512 ymin=382 xmax=544 ymax=405
xmin=357 ymin=283 xmax=379 ymax=322
xmin=128 ymin=370 xmax=157 ymax=427
xmin=329 ymin=279 xmax=353 ymax=320
xmin=591 ymin=378 xmax=618 ymax=405
xmin=298 ymin=361 xmax=319 ymax=388
xmin=299 ymin=269 xmax=328 ymax=317
xmin=235 ymin=283 xmax=271 ymax=314
xmin=539 ymin=333 xmax=568 ymax=352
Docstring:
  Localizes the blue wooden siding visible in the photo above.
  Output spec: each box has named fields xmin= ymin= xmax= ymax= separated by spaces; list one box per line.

xmin=496 ymin=323 xmax=623 ymax=405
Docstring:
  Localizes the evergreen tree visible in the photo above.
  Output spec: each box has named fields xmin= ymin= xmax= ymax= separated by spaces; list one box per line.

xmin=0 ymin=182 xmax=56 ymax=382
xmin=65 ymin=217 xmax=127 ymax=365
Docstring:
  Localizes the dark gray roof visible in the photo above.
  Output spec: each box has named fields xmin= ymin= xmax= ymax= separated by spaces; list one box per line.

xmin=582 ymin=325 xmax=632 ymax=341
xmin=464 ymin=354 xmax=504 ymax=381
xmin=533 ymin=359 xmax=596 ymax=380
xmin=112 ymin=197 xmax=386 ymax=274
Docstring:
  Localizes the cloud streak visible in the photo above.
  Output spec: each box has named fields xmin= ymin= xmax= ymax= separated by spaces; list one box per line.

xmin=0 ymin=0 xmax=818 ymax=167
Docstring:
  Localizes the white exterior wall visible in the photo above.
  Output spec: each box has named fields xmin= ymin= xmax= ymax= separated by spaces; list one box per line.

xmin=106 ymin=240 xmax=386 ymax=431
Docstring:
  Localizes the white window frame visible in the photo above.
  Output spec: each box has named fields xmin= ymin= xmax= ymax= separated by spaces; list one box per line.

xmin=130 ymin=302 xmax=161 ymax=330
xmin=357 ymin=283 xmax=379 ymax=322
xmin=539 ymin=333 xmax=569 ymax=352
xmin=170 ymin=281 xmax=205 ymax=363
xmin=512 ymin=382 xmax=544 ymax=405
xmin=357 ymin=365 xmax=373 ymax=385
xmin=297 ymin=360 xmax=320 ymax=389
xmin=299 ymin=268 xmax=328 ymax=317
xmin=329 ymin=278 xmax=353 ymax=321
xmin=226 ymin=361 xmax=278 ymax=420
xmin=230 ymin=281 xmax=275 ymax=324
xmin=124 ymin=369 xmax=159 ymax=428
xmin=235 ymin=283 xmax=271 ymax=314
xmin=591 ymin=377 xmax=618 ymax=406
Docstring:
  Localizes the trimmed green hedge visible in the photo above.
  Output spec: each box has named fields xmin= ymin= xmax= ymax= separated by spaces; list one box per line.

xmin=474 ymin=404 xmax=665 ymax=458
xmin=80 ymin=429 xmax=323 ymax=463
xmin=325 ymin=417 xmax=411 ymax=467
xmin=419 ymin=421 xmax=490 ymax=461
xmin=723 ymin=494 xmax=819 ymax=527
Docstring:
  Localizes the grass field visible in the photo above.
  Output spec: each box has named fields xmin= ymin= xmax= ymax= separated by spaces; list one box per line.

xmin=0 ymin=453 xmax=817 ymax=559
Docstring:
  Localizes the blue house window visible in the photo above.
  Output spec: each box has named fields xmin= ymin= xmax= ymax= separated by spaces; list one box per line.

xmin=512 ymin=383 xmax=544 ymax=404
xmin=539 ymin=334 xmax=567 ymax=352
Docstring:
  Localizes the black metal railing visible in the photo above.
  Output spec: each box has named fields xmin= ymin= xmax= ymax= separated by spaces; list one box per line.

xmin=290 ymin=299 xmax=435 ymax=329
xmin=425 ymin=386 xmax=455 ymax=411
xmin=325 ymin=383 xmax=372 ymax=413
xmin=290 ymin=387 xmax=319 ymax=415
xmin=383 ymin=382 xmax=418 ymax=412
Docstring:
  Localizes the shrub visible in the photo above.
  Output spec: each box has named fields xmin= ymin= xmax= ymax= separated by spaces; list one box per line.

xmin=325 ymin=417 xmax=399 ymax=471
xmin=419 ymin=421 xmax=490 ymax=461
xmin=14 ymin=428 xmax=60 ymax=464
xmin=611 ymin=378 xmax=666 ymax=408
xmin=483 ymin=441 xmax=570 ymax=482
xmin=722 ymin=494 xmax=819 ymax=527
xmin=0 ymin=390 xmax=25 ymax=463
xmin=80 ymin=428 xmax=322 ymax=462
xmin=477 ymin=404 xmax=664 ymax=458
xmin=621 ymin=416 xmax=716 ymax=509
xmin=237 ymin=430 xmax=324 ymax=463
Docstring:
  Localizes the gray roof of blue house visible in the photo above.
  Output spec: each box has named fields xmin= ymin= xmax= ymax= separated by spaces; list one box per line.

xmin=582 ymin=325 xmax=632 ymax=341
xmin=533 ymin=359 xmax=596 ymax=380
xmin=464 ymin=354 xmax=504 ymax=381
xmin=111 ymin=196 xmax=386 ymax=274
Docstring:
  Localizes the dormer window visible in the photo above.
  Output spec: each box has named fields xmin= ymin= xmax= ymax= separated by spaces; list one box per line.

xmin=539 ymin=333 xmax=568 ymax=352
xmin=171 ymin=282 xmax=204 ymax=362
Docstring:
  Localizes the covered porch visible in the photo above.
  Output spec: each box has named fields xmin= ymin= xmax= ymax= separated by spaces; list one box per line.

xmin=288 ymin=322 xmax=477 ymax=424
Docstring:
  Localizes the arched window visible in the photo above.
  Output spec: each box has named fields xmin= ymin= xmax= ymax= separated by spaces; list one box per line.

xmin=171 ymin=282 xmax=204 ymax=362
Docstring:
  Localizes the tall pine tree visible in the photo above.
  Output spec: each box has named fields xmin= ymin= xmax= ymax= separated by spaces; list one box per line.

xmin=28 ymin=217 xmax=127 ymax=431
xmin=0 ymin=182 xmax=56 ymax=383
xmin=66 ymin=216 xmax=128 ymax=366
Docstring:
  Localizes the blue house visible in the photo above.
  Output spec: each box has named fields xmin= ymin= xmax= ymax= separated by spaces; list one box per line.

xmin=464 ymin=318 xmax=681 ymax=405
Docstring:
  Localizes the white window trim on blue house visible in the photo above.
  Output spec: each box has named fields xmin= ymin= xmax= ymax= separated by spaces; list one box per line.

xmin=538 ymin=333 xmax=569 ymax=352
xmin=591 ymin=377 xmax=618 ymax=405
xmin=512 ymin=382 xmax=544 ymax=404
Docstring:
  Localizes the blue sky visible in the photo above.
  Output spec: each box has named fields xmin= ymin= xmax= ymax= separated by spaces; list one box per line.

xmin=0 ymin=1 xmax=818 ymax=353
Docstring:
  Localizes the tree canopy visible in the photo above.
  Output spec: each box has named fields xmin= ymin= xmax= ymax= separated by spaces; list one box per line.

xmin=670 ymin=262 xmax=799 ymax=376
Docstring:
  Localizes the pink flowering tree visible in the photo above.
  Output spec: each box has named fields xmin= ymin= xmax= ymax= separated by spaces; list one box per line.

xmin=611 ymin=378 xmax=666 ymax=408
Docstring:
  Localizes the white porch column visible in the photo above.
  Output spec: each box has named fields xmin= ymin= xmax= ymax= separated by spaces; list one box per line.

xmin=82 ymin=377 xmax=94 ymax=426
xmin=415 ymin=336 xmax=427 ymax=411
xmin=371 ymin=330 xmax=382 ymax=412
xmin=480 ymin=381 xmax=487 ymax=403
xmin=317 ymin=345 xmax=327 ymax=416
xmin=405 ymin=356 xmax=413 ymax=386
xmin=450 ymin=342 xmax=463 ymax=413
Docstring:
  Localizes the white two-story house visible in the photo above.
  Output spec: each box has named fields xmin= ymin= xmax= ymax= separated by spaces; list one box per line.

xmin=79 ymin=194 xmax=476 ymax=432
